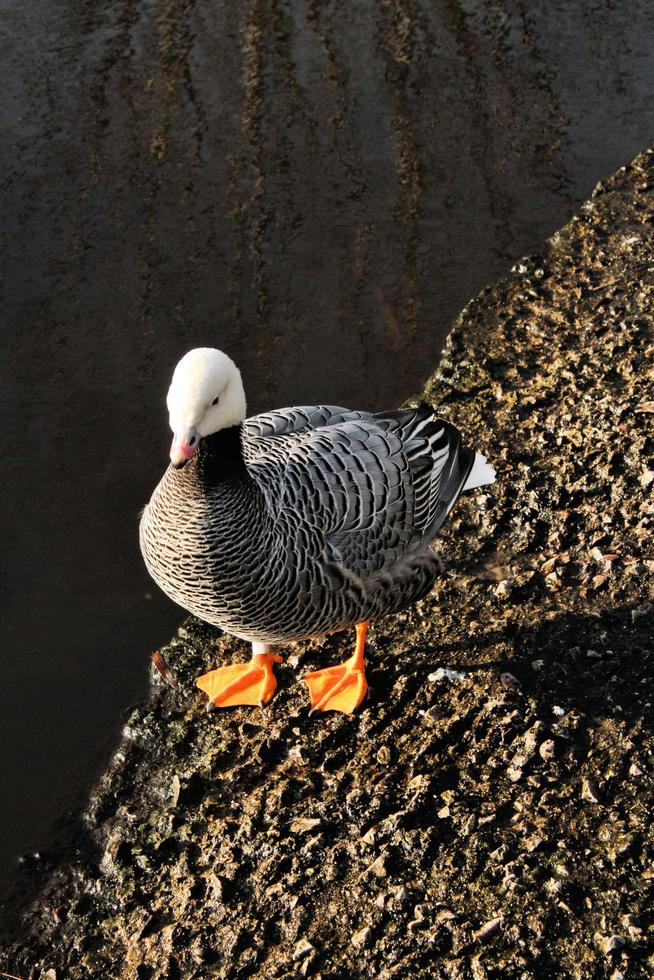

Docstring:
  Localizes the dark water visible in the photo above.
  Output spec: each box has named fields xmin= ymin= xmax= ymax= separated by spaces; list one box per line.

xmin=1 ymin=0 xmax=654 ymax=881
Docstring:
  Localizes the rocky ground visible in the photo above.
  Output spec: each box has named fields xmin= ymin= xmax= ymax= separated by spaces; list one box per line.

xmin=2 ymin=150 xmax=654 ymax=977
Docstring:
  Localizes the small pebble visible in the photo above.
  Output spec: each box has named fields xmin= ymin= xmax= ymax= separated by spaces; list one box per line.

xmin=290 ymin=817 xmax=323 ymax=834
xmin=207 ymin=874 xmax=224 ymax=901
xmin=428 ymin=667 xmax=466 ymax=683
xmin=539 ymin=739 xmax=556 ymax=761
xmin=546 ymin=878 xmax=563 ymax=895
xmin=366 ymin=854 xmax=387 ymax=878
xmin=473 ymin=916 xmax=503 ymax=942
xmin=293 ymin=939 xmax=315 ymax=961
xmin=462 ymin=814 xmax=477 ymax=836
xmin=622 ymin=914 xmax=642 ymax=938
xmin=351 ymin=926 xmax=371 ymax=947
xmin=501 ymin=672 xmax=521 ymax=691
xmin=598 ymin=934 xmax=626 ymax=955
xmin=582 ymin=777 xmax=600 ymax=803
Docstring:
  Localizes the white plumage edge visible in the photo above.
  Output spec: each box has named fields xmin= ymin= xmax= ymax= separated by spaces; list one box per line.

xmin=463 ymin=453 xmax=496 ymax=491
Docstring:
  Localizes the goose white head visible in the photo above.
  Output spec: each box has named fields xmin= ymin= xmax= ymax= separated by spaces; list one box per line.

xmin=166 ymin=348 xmax=247 ymax=468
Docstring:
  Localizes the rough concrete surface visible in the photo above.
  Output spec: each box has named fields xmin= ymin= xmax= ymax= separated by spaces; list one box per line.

xmin=2 ymin=148 xmax=654 ymax=978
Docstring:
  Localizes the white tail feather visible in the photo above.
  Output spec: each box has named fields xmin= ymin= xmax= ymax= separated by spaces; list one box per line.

xmin=463 ymin=452 xmax=496 ymax=491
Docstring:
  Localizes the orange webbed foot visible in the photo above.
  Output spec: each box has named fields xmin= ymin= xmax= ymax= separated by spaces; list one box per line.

xmin=304 ymin=659 xmax=368 ymax=714
xmin=196 ymin=651 xmax=282 ymax=709
xmin=304 ymin=621 xmax=369 ymax=715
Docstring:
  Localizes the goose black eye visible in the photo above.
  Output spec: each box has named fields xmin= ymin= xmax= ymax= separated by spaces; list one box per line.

xmin=212 ymin=396 xmax=219 ymax=406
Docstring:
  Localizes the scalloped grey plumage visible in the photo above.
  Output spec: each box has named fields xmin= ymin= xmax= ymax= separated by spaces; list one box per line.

xmin=140 ymin=403 xmax=481 ymax=643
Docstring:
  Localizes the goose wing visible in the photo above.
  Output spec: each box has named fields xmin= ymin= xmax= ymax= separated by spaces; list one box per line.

xmin=243 ymin=405 xmax=369 ymax=446
xmin=243 ymin=404 xmax=474 ymax=578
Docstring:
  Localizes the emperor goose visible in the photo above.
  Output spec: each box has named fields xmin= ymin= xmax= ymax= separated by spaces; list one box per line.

xmin=140 ymin=348 xmax=495 ymax=714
